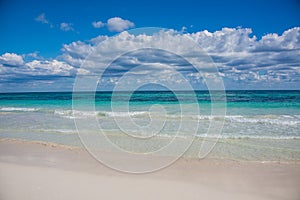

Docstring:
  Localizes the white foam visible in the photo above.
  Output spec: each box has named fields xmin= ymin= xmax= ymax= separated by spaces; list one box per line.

xmin=52 ymin=108 xmax=300 ymax=126
xmin=195 ymin=134 xmax=300 ymax=140
xmin=39 ymin=129 xmax=76 ymax=134
xmin=102 ymin=111 xmax=147 ymax=117
xmin=54 ymin=109 xmax=148 ymax=119
xmin=194 ymin=115 xmax=299 ymax=126
xmin=54 ymin=109 xmax=98 ymax=119
xmin=225 ymin=115 xmax=299 ymax=126
xmin=0 ymin=107 xmax=38 ymax=112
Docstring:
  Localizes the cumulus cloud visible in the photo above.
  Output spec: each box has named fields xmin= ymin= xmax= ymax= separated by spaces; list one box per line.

xmin=35 ymin=13 xmax=53 ymax=28
xmin=69 ymin=27 xmax=300 ymax=89
xmin=25 ymin=60 xmax=75 ymax=76
xmin=1 ymin=27 xmax=300 ymax=91
xmin=56 ymin=36 xmax=109 ymax=68
xmin=106 ymin=17 xmax=135 ymax=32
xmin=184 ymin=27 xmax=300 ymax=88
xmin=0 ymin=56 xmax=76 ymax=77
xmin=60 ymin=22 xmax=74 ymax=32
xmin=0 ymin=53 xmax=24 ymax=66
xmin=255 ymin=27 xmax=300 ymax=52
xmin=92 ymin=21 xmax=105 ymax=28
xmin=0 ymin=52 xmax=84 ymax=92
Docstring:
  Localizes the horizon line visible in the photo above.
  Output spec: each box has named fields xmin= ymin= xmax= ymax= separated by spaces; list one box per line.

xmin=1 ymin=89 xmax=300 ymax=94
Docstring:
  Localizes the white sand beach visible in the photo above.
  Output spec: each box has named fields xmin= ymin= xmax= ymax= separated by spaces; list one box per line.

xmin=0 ymin=138 xmax=299 ymax=200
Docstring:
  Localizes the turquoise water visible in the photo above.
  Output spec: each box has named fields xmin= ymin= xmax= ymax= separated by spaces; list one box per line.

xmin=0 ymin=90 xmax=299 ymax=162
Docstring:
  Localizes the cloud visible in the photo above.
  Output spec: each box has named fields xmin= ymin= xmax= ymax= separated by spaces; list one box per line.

xmin=0 ymin=53 xmax=24 ymax=66
xmin=56 ymin=36 xmax=109 ymax=68
xmin=254 ymin=27 xmax=300 ymax=52
xmin=0 ymin=55 xmax=76 ymax=76
xmin=184 ymin=27 xmax=300 ymax=88
xmin=92 ymin=21 xmax=105 ymax=28
xmin=106 ymin=17 xmax=135 ymax=32
xmin=60 ymin=22 xmax=74 ymax=32
xmin=25 ymin=60 xmax=76 ymax=76
xmin=26 ymin=51 xmax=40 ymax=59
xmin=68 ymin=28 xmax=300 ymax=89
xmin=35 ymin=13 xmax=48 ymax=24
xmin=35 ymin=13 xmax=76 ymax=32
xmin=35 ymin=13 xmax=53 ymax=28
xmin=0 ymin=54 xmax=88 ymax=92
xmin=58 ymin=40 xmax=96 ymax=67
xmin=1 ymin=27 xmax=299 ymax=91
xmin=91 ymin=17 xmax=135 ymax=32
xmin=0 ymin=52 xmax=84 ymax=91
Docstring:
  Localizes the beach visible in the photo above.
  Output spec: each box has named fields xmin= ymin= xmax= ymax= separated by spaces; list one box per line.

xmin=0 ymin=91 xmax=299 ymax=199
xmin=0 ymin=138 xmax=299 ymax=200
xmin=1 ymin=0 xmax=300 ymax=199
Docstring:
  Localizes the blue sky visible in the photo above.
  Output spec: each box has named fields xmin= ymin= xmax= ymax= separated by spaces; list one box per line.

xmin=0 ymin=0 xmax=300 ymax=91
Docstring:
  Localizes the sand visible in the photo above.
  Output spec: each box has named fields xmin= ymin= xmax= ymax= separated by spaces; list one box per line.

xmin=0 ymin=138 xmax=299 ymax=200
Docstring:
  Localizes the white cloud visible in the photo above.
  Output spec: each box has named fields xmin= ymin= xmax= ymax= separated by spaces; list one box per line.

xmin=26 ymin=60 xmax=75 ymax=76
xmin=188 ymin=28 xmax=257 ymax=53
xmin=60 ymin=23 xmax=74 ymax=32
xmin=89 ymin=35 xmax=108 ymax=45
xmin=35 ymin=13 xmax=48 ymax=24
xmin=0 ymin=53 xmax=24 ymax=66
xmin=106 ymin=17 xmax=135 ymax=32
xmin=255 ymin=27 xmax=300 ymax=51
xmin=26 ymin=52 xmax=40 ymax=59
xmin=0 ymin=53 xmax=78 ymax=78
xmin=1 ymin=27 xmax=300 ymax=91
xmin=35 ymin=13 xmax=53 ymax=28
xmin=58 ymin=40 xmax=95 ymax=67
xmin=181 ymin=26 xmax=187 ymax=33
xmin=92 ymin=21 xmax=105 ymax=28
xmin=64 ymin=27 xmax=299 ymax=89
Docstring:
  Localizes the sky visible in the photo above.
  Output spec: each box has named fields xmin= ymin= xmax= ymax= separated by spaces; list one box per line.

xmin=0 ymin=0 xmax=300 ymax=92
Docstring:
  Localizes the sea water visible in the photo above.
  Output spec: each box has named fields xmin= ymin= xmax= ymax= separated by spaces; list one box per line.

xmin=0 ymin=90 xmax=299 ymax=162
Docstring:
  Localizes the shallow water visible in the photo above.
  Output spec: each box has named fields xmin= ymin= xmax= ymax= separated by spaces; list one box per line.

xmin=0 ymin=91 xmax=299 ymax=162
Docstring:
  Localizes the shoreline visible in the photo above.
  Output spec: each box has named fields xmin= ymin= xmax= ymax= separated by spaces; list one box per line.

xmin=1 ymin=138 xmax=300 ymax=200
xmin=2 ymin=137 xmax=298 ymax=166
xmin=1 ymin=136 xmax=299 ymax=164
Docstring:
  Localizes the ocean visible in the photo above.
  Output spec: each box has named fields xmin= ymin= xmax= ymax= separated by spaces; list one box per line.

xmin=0 ymin=90 xmax=299 ymax=162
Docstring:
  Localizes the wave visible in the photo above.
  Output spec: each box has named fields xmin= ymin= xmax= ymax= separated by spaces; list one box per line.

xmin=224 ymin=115 xmax=299 ymax=126
xmin=54 ymin=110 xmax=148 ymax=119
xmin=39 ymin=129 xmax=76 ymax=134
xmin=145 ymin=133 xmax=300 ymax=140
xmin=0 ymin=107 xmax=39 ymax=112
xmin=53 ymin=109 xmax=299 ymax=126
xmin=192 ymin=115 xmax=299 ymax=126
xmin=98 ymin=111 xmax=147 ymax=117
xmin=34 ymin=128 xmax=300 ymax=140
xmin=54 ymin=110 xmax=97 ymax=119
xmin=4 ymin=106 xmax=297 ymax=127
xmin=194 ymin=134 xmax=300 ymax=140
